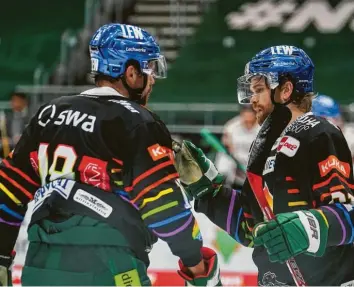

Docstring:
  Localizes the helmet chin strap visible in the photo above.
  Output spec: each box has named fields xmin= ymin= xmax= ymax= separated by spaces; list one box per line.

xmin=121 ymin=73 xmax=148 ymax=105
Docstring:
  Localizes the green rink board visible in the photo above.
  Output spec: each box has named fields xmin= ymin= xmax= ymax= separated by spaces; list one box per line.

xmin=0 ymin=0 xmax=86 ymax=99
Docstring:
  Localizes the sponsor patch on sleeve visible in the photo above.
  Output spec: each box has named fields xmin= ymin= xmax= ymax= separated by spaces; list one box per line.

xmin=147 ymin=144 xmax=169 ymax=161
xmin=277 ymin=136 xmax=300 ymax=157
xmin=318 ymin=155 xmax=350 ymax=178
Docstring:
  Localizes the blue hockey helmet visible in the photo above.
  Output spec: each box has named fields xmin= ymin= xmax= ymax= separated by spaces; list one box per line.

xmin=237 ymin=45 xmax=315 ymax=104
xmin=89 ymin=23 xmax=167 ymax=79
xmin=312 ymin=94 xmax=341 ymax=118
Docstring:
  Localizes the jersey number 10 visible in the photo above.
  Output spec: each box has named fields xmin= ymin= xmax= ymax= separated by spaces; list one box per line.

xmin=38 ymin=143 xmax=77 ymax=185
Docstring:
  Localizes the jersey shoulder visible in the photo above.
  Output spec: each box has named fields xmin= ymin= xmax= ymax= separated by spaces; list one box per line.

xmin=285 ymin=113 xmax=343 ymax=142
xmin=49 ymin=94 xmax=162 ymax=131
xmin=309 ymin=114 xmax=344 ymax=140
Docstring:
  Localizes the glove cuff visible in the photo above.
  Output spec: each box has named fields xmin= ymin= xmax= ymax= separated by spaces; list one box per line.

xmin=177 ymin=247 xmax=221 ymax=286
xmin=0 ymin=252 xmax=14 ymax=269
xmin=186 ymin=178 xmax=215 ymax=199
xmin=295 ymin=210 xmax=328 ymax=257
xmin=186 ymin=174 xmax=224 ymax=200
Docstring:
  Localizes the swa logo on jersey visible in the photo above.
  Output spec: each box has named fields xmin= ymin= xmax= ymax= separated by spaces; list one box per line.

xmin=318 ymin=155 xmax=350 ymax=178
xmin=277 ymin=136 xmax=300 ymax=157
xmin=54 ymin=110 xmax=96 ymax=132
xmin=37 ymin=105 xmax=96 ymax=133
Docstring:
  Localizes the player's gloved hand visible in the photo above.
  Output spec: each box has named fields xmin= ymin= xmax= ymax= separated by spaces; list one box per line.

xmin=0 ymin=266 xmax=9 ymax=286
xmin=172 ymin=140 xmax=224 ymax=199
xmin=0 ymin=252 xmax=14 ymax=286
xmin=177 ymin=247 xmax=222 ymax=286
xmin=253 ymin=210 xmax=329 ymax=263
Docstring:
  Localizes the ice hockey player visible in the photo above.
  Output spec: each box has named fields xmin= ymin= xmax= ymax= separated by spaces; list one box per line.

xmin=174 ymin=46 xmax=354 ymax=285
xmin=0 ymin=23 xmax=221 ymax=286
xmin=312 ymin=94 xmax=354 ymax=164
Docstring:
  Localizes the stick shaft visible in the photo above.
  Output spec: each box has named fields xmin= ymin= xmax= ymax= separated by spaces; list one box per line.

xmin=247 ymin=171 xmax=307 ymax=286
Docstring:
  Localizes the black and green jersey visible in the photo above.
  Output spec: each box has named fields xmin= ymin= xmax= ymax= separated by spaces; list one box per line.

xmin=0 ymin=87 xmax=202 ymax=268
xmin=197 ymin=113 xmax=354 ymax=285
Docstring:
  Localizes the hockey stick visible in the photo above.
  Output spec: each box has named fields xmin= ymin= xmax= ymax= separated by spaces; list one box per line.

xmin=246 ymin=105 xmax=307 ymax=287
xmin=200 ymin=128 xmax=246 ymax=172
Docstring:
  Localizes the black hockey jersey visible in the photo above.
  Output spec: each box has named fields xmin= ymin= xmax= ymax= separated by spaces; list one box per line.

xmin=0 ymin=87 xmax=202 ymax=267
xmin=196 ymin=112 xmax=354 ymax=285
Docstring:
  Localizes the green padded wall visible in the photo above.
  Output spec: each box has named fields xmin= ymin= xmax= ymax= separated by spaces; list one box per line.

xmin=0 ymin=0 xmax=86 ymax=99
xmin=151 ymin=0 xmax=354 ymax=104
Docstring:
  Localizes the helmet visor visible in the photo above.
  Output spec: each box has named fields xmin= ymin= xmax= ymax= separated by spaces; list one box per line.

xmin=143 ymin=55 xmax=167 ymax=79
xmin=237 ymin=72 xmax=279 ymax=104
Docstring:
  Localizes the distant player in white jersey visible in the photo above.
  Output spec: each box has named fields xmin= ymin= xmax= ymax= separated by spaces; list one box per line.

xmin=215 ymin=106 xmax=259 ymax=187
xmin=312 ymin=94 xmax=354 ymax=163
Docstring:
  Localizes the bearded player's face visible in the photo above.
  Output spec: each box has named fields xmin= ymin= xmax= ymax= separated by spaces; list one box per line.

xmin=140 ymin=74 xmax=155 ymax=106
xmin=249 ymin=76 xmax=274 ymax=125
xmin=126 ymin=65 xmax=155 ymax=106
